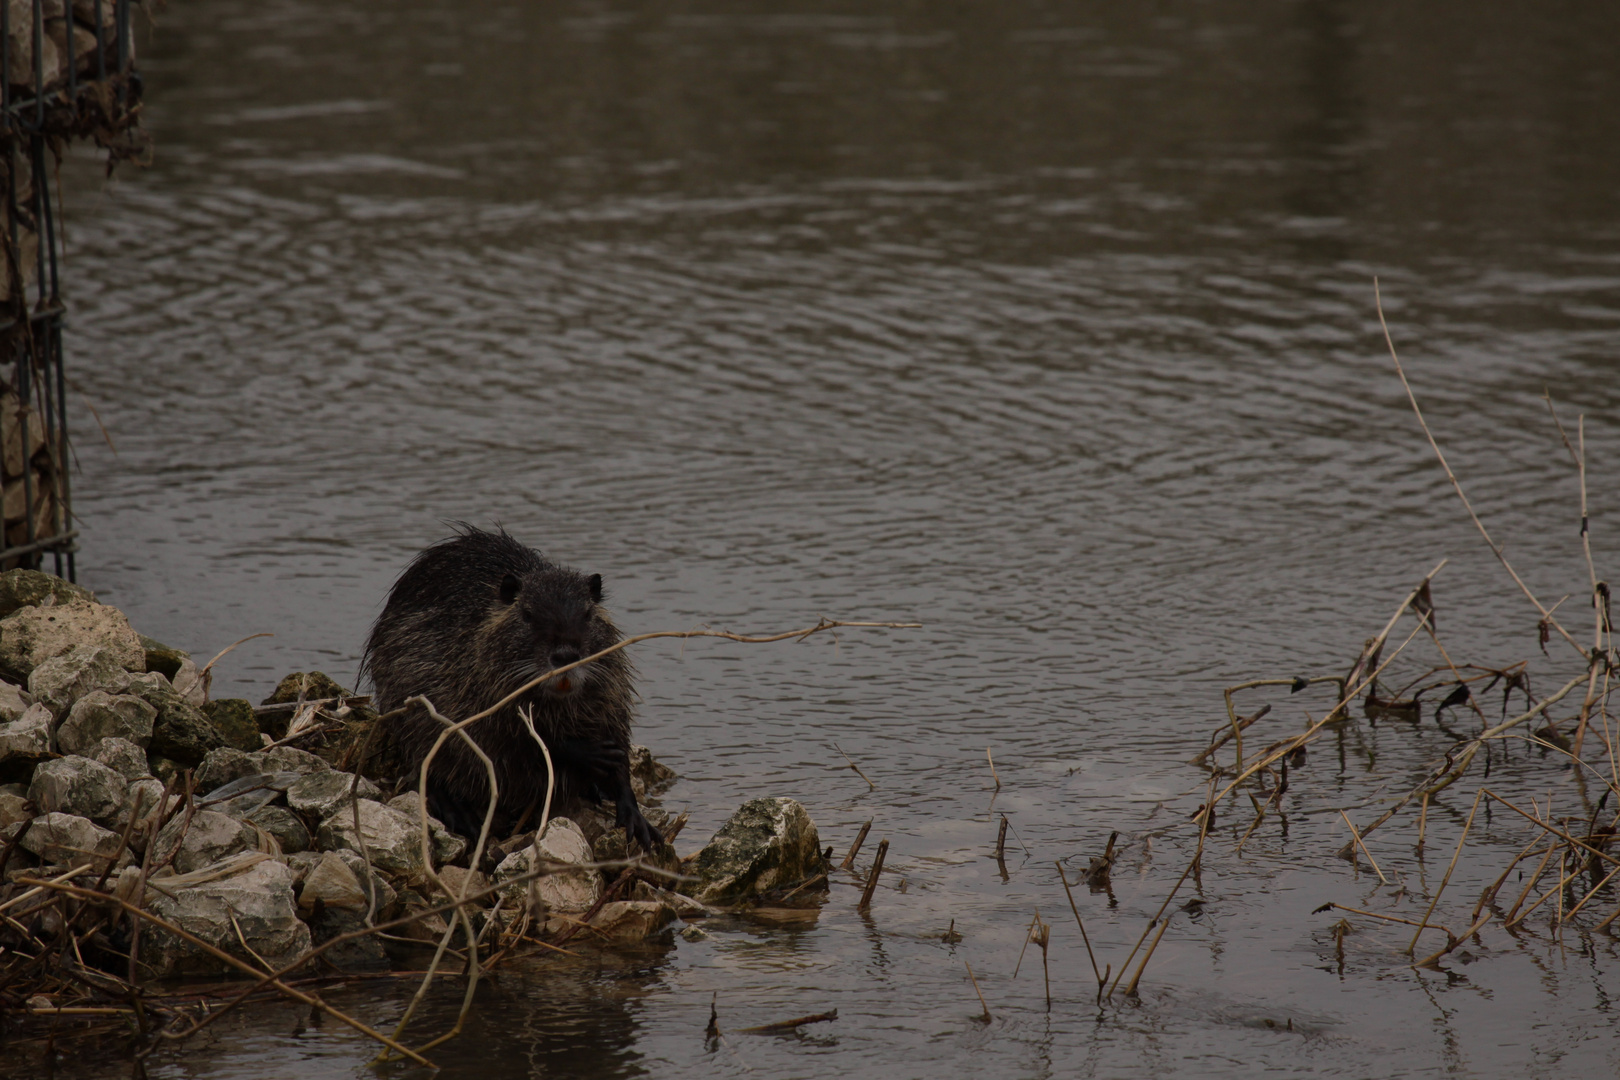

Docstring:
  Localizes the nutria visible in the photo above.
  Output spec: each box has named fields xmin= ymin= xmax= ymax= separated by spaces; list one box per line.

xmin=360 ymin=526 xmax=662 ymax=850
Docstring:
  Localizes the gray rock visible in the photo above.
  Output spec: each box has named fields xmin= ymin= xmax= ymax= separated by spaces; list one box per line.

xmin=248 ymin=746 xmax=330 ymax=775
xmin=56 ymin=691 xmax=157 ymax=755
xmin=589 ymin=900 xmax=677 ymax=942
xmin=195 ymin=747 xmax=255 ymax=790
xmin=200 ymin=698 xmax=260 ymax=752
xmin=494 ymin=817 xmax=600 ymax=915
xmin=127 ymin=672 xmax=224 ymax=767
xmin=19 ymin=811 xmax=132 ymax=868
xmin=93 ymin=737 xmax=152 ymax=782
xmin=136 ymin=635 xmax=189 ymax=681
xmin=125 ymin=778 xmax=176 ymax=844
xmin=306 ymin=905 xmax=389 ymax=971
xmin=331 ymin=847 xmax=397 ymax=912
xmin=0 ymin=680 xmax=31 ymax=723
xmin=297 ymin=850 xmax=367 ymax=910
xmin=0 ymin=569 xmax=95 ymax=620
xmin=0 ymin=701 xmax=53 ymax=781
xmin=27 ymin=755 xmax=126 ymax=826
xmin=687 ymin=797 xmax=826 ymax=905
xmin=386 ymin=794 xmax=467 ymax=866
xmin=247 ymin=805 xmax=310 ymax=854
xmin=0 ymin=599 xmax=143 ymax=683
xmin=0 ymin=791 xmax=30 ymax=829
xmin=27 ymin=646 xmax=132 ymax=719
xmin=434 ymin=865 xmax=489 ymax=902
xmin=287 ymin=770 xmax=380 ymax=820
xmin=172 ymin=658 xmax=208 ymax=708
xmin=629 ymin=744 xmax=677 ymax=798
xmin=316 ymin=799 xmax=424 ymax=878
xmin=140 ymin=859 xmax=311 ymax=978
xmin=151 ymin=810 xmax=258 ymax=874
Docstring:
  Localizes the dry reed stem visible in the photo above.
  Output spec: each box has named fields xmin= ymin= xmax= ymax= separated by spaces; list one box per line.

xmin=840 ymin=821 xmax=872 ymax=870
xmin=1506 ymin=856 xmax=1579 ymax=930
xmin=1414 ymin=913 xmax=1491 ymax=968
xmin=734 ymin=1010 xmax=839 ymax=1034
xmin=1317 ymin=903 xmax=1451 ymax=934
xmin=197 ymin=632 xmax=274 ymax=689
xmin=1408 ymin=790 xmax=1483 ymax=955
xmin=833 ymin=743 xmax=875 ymax=790
xmin=1503 ymin=843 xmax=1559 ymax=924
xmin=380 ymin=696 xmax=506 ymax=1061
xmin=964 ymin=961 xmax=991 ymax=1022
xmin=1483 ymin=788 xmax=1620 ymax=867
xmin=1013 ymin=910 xmax=1040 ymax=978
xmin=1111 ymin=779 xmax=1216 ymax=999
xmin=1473 ymin=834 xmax=1552 ymax=923
xmin=1213 ymin=584 xmax=1439 ymax=816
xmin=858 ymin=839 xmax=889 ymax=913
xmin=1055 ymin=862 xmax=1105 ymax=991
xmin=1376 ymin=279 xmax=1583 ymax=659
xmin=1339 ymin=672 xmax=1588 ymax=856
xmin=1545 ymin=400 xmax=1611 ymax=759
xmin=1340 ymin=810 xmax=1388 ymax=884
xmin=1563 ymin=861 xmax=1620 ymax=921
xmin=987 ymin=748 xmax=1001 ymax=790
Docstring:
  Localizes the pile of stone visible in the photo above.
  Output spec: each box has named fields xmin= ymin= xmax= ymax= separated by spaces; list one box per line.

xmin=0 ymin=569 xmax=831 ymax=987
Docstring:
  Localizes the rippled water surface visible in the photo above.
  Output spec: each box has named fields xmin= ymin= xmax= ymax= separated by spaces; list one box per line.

xmin=18 ymin=0 xmax=1620 ymax=1076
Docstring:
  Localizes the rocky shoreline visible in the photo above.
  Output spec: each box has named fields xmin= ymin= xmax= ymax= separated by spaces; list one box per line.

xmin=0 ymin=569 xmax=831 ymax=986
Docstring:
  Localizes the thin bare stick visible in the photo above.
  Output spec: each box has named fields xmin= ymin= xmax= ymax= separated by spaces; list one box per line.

xmin=1414 ymin=913 xmax=1491 ymax=968
xmin=964 ymin=961 xmax=991 ymax=1022
xmin=379 ymin=695 xmax=503 ymax=1061
xmin=1564 ymin=861 xmax=1620 ymax=921
xmin=986 ymin=748 xmax=1001 ymax=790
xmin=1318 ymin=903 xmax=1450 ymax=934
xmin=198 ymin=632 xmax=274 ymax=681
xmin=1483 ymin=788 xmax=1620 ymax=867
xmin=858 ymin=839 xmax=889 ymax=914
xmin=1376 ymin=280 xmax=1581 ymax=657
xmin=1340 ymin=810 xmax=1388 ymax=884
xmin=840 ymin=821 xmax=872 ymax=870
xmin=1056 ymin=862 xmax=1103 ymax=988
xmin=1111 ymin=779 xmax=1216 ymax=999
xmin=1504 ymin=843 xmax=1559 ymax=924
xmin=1408 ymin=789 xmax=1483 ymax=954
xmin=833 ymin=743 xmax=875 ymax=790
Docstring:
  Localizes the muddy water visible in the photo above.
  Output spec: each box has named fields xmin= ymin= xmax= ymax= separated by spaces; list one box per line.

xmin=23 ymin=0 xmax=1620 ymax=1076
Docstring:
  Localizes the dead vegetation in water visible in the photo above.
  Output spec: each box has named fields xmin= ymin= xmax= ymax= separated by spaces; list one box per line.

xmin=937 ymin=285 xmax=1616 ymax=1021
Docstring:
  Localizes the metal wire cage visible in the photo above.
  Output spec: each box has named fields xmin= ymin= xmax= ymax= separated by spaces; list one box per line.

xmin=0 ymin=0 xmax=146 ymax=581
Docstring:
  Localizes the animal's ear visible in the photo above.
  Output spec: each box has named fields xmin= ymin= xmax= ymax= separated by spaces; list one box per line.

xmin=499 ymin=573 xmax=522 ymax=605
xmin=588 ymin=573 xmax=603 ymax=603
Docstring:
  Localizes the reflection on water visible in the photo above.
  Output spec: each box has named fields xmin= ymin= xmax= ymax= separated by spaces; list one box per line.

xmin=24 ymin=0 xmax=1620 ymax=1076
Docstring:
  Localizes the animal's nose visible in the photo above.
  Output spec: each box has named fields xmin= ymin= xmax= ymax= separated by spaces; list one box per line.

xmin=550 ymin=647 xmax=581 ymax=670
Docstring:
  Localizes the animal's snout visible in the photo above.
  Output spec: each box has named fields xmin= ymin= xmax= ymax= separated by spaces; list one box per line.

xmin=549 ymin=646 xmax=582 ymax=671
